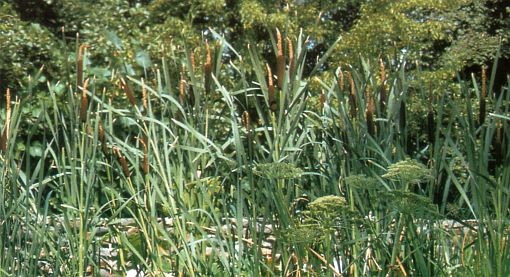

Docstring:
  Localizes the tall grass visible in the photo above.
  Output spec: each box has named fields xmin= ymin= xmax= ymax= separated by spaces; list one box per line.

xmin=0 ymin=29 xmax=509 ymax=276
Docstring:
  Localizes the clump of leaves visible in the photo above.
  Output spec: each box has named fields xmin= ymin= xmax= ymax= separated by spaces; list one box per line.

xmin=253 ymin=162 xmax=303 ymax=179
xmin=344 ymin=174 xmax=379 ymax=190
xmin=379 ymin=190 xmax=441 ymax=220
xmin=382 ymin=159 xmax=432 ymax=187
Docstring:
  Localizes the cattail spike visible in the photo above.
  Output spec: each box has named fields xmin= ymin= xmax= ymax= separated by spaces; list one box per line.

xmin=365 ymin=87 xmax=375 ymax=136
xmin=479 ymin=66 xmax=487 ymax=126
xmin=319 ymin=90 xmax=326 ymax=111
xmin=379 ymin=59 xmax=387 ymax=114
xmin=140 ymin=136 xmax=149 ymax=175
xmin=204 ymin=41 xmax=212 ymax=94
xmin=141 ymin=78 xmax=148 ymax=111
xmin=276 ymin=28 xmax=285 ymax=89
xmin=179 ymin=73 xmax=186 ymax=104
xmin=113 ymin=146 xmax=131 ymax=177
xmin=338 ymin=65 xmax=344 ymax=92
xmin=1 ymin=88 xmax=11 ymax=153
xmin=79 ymin=78 xmax=90 ymax=122
xmin=120 ymin=77 xmax=137 ymax=107
xmin=287 ymin=37 xmax=295 ymax=80
xmin=346 ymin=71 xmax=357 ymax=119
xmin=266 ymin=63 xmax=276 ymax=112
xmin=77 ymin=44 xmax=89 ymax=90
xmin=242 ymin=111 xmax=251 ymax=134
xmin=98 ymin=118 xmax=108 ymax=155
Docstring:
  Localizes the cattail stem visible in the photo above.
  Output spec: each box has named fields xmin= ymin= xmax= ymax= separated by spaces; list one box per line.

xmin=365 ymin=87 xmax=375 ymax=136
xmin=276 ymin=29 xmax=285 ymax=89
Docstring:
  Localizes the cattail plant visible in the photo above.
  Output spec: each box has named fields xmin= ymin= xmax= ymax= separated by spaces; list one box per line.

xmin=346 ymin=71 xmax=357 ymax=119
xmin=79 ymin=78 xmax=90 ymax=122
xmin=0 ymin=88 xmax=11 ymax=153
xmin=266 ymin=63 xmax=276 ymax=112
xmin=113 ymin=146 xmax=131 ymax=177
xmin=120 ymin=77 xmax=137 ymax=107
xmin=204 ymin=41 xmax=212 ymax=94
xmin=287 ymin=37 xmax=295 ymax=80
xmin=365 ymin=86 xmax=375 ymax=136
xmin=494 ymin=119 xmax=503 ymax=166
xmin=379 ymin=59 xmax=387 ymax=115
xmin=276 ymin=28 xmax=285 ymax=89
xmin=479 ymin=66 xmax=487 ymax=126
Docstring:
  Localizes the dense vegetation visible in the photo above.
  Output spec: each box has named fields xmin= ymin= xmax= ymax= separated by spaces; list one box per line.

xmin=1 ymin=0 xmax=509 ymax=276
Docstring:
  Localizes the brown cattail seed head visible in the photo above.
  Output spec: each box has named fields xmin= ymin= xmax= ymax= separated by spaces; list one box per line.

xmin=204 ymin=41 xmax=212 ymax=94
xmin=113 ymin=146 xmax=130 ymax=177
xmin=1 ymin=88 xmax=11 ymax=153
xmin=120 ymin=78 xmax=137 ymax=107
xmin=365 ymin=87 xmax=375 ymax=136
xmin=338 ymin=65 xmax=344 ymax=92
xmin=319 ymin=90 xmax=326 ymax=111
xmin=77 ymin=44 xmax=89 ymax=90
xmin=179 ymin=73 xmax=186 ymax=104
xmin=242 ymin=111 xmax=251 ymax=133
xmin=98 ymin=119 xmax=108 ymax=155
xmin=140 ymin=136 xmax=149 ymax=175
xmin=287 ymin=37 xmax=295 ymax=80
xmin=276 ymin=28 xmax=285 ymax=89
xmin=79 ymin=78 xmax=90 ymax=122
xmin=479 ymin=66 xmax=487 ymax=126
xmin=346 ymin=71 xmax=357 ymax=118
xmin=190 ymin=49 xmax=196 ymax=72
xmin=266 ymin=63 xmax=276 ymax=112
xmin=141 ymin=78 xmax=148 ymax=111
xmin=379 ymin=59 xmax=387 ymax=114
